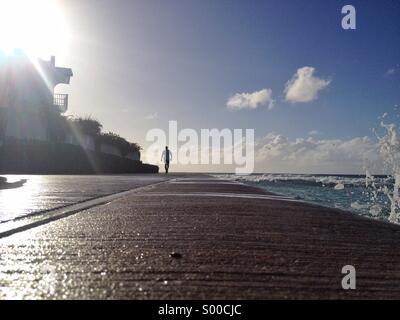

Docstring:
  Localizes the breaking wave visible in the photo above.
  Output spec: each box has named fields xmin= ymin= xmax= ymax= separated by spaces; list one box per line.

xmin=215 ymin=114 xmax=400 ymax=224
xmin=214 ymin=173 xmax=392 ymax=221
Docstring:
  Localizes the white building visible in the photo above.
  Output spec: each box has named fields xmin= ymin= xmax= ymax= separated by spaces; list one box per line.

xmin=0 ymin=52 xmax=72 ymax=141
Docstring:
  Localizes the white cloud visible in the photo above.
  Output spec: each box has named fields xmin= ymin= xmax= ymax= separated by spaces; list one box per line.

xmin=227 ymin=88 xmax=274 ymax=110
xmin=255 ymin=133 xmax=382 ymax=174
xmin=284 ymin=66 xmax=330 ymax=103
xmin=386 ymin=65 xmax=399 ymax=76
xmin=387 ymin=68 xmax=396 ymax=75
xmin=308 ymin=130 xmax=320 ymax=136
xmin=145 ymin=112 xmax=158 ymax=120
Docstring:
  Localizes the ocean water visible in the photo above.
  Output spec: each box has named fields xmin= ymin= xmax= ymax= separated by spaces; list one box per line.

xmin=214 ymin=173 xmax=392 ymax=222
xmin=215 ymin=116 xmax=400 ymax=224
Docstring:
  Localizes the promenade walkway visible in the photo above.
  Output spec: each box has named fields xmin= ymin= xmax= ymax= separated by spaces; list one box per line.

xmin=1 ymin=175 xmax=400 ymax=299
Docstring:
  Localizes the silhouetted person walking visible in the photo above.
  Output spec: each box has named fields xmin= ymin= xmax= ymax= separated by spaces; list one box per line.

xmin=161 ymin=146 xmax=172 ymax=174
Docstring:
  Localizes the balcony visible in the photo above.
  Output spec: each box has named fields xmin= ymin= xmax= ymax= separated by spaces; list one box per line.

xmin=53 ymin=93 xmax=68 ymax=113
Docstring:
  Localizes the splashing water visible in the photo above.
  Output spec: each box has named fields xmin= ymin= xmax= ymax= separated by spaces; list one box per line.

xmin=365 ymin=170 xmax=373 ymax=188
xmin=334 ymin=182 xmax=345 ymax=190
xmin=373 ymin=120 xmax=400 ymax=223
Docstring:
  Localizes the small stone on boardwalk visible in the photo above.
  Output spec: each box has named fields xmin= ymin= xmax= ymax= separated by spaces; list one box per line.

xmin=170 ymin=252 xmax=182 ymax=259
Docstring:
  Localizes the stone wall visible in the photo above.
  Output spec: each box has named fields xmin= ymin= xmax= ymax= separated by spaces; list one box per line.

xmin=0 ymin=138 xmax=158 ymax=174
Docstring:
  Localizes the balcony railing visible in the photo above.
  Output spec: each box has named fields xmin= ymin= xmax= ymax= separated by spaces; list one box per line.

xmin=54 ymin=93 xmax=68 ymax=113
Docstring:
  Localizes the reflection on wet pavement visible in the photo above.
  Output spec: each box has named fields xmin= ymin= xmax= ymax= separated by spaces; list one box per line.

xmin=0 ymin=174 xmax=169 ymax=223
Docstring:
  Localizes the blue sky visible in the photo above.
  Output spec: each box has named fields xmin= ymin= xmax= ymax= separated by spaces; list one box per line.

xmin=4 ymin=0 xmax=399 ymax=172
xmin=57 ymin=0 xmax=400 ymax=141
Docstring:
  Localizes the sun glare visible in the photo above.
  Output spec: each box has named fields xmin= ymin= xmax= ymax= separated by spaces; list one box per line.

xmin=0 ymin=0 xmax=69 ymax=58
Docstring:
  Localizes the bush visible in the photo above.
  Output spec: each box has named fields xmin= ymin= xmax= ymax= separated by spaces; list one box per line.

xmin=100 ymin=132 xmax=141 ymax=157
xmin=66 ymin=116 xmax=103 ymax=137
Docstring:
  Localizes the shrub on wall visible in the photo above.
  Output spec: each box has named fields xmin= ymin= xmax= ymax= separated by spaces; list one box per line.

xmin=64 ymin=117 xmax=141 ymax=157
xmin=100 ymin=132 xmax=141 ymax=157
xmin=66 ymin=116 xmax=103 ymax=137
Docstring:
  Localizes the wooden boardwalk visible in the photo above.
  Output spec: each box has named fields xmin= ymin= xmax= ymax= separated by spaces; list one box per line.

xmin=1 ymin=175 xmax=400 ymax=299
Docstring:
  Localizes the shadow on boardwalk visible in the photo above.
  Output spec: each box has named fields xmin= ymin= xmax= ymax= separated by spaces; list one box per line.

xmin=0 ymin=177 xmax=27 ymax=190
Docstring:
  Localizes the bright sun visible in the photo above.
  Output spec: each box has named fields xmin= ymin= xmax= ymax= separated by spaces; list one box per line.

xmin=0 ymin=0 xmax=69 ymax=58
